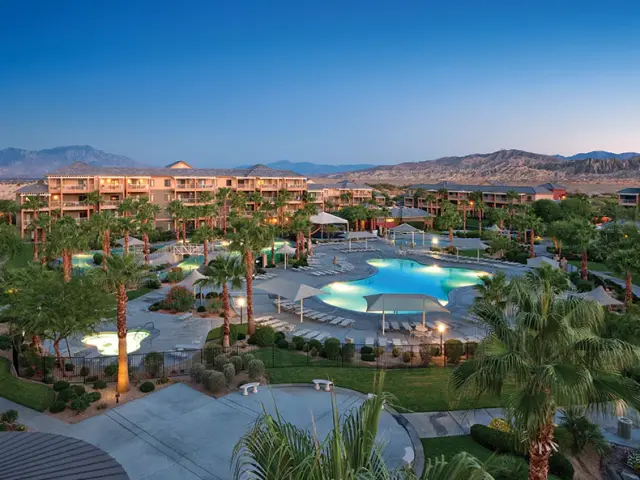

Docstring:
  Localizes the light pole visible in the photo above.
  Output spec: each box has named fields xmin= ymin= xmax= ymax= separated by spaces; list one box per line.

xmin=236 ymin=296 xmax=247 ymax=325
xmin=431 ymin=237 xmax=438 ymax=251
xmin=437 ymin=323 xmax=446 ymax=366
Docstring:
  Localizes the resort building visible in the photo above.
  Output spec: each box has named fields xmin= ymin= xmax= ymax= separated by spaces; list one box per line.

xmin=403 ymin=181 xmax=564 ymax=211
xmin=617 ymin=187 xmax=640 ymax=207
xmin=308 ymin=180 xmax=375 ymax=210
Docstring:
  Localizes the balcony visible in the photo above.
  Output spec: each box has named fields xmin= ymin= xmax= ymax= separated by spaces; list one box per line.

xmin=62 ymin=184 xmax=90 ymax=192
xmin=100 ymin=184 xmax=123 ymax=191
xmin=127 ymin=184 xmax=149 ymax=190
xmin=100 ymin=200 xmax=121 ymax=208
xmin=49 ymin=201 xmax=88 ymax=209
xmin=237 ymin=183 xmax=256 ymax=191
xmin=286 ymin=183 xmax=304 ymax=189
xmin=178 ymin=198 xmax=198 ymax=205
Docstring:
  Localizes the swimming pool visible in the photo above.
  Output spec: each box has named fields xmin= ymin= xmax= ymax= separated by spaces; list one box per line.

xmin=81 ymin=330 xmax=150 ymax=356
xmin=318 ymin=258 xmax=488 ymax=312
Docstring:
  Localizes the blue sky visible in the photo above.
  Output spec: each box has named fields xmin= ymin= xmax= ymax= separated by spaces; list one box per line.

xmin=1 ymin=1 xmax=639 ymax=166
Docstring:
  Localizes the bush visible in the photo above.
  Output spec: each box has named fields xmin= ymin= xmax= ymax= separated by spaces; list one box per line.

xmin=197 ymin=305 xmax=206 ymax=313
xmin=214 ymin=354 xmax=229 ymax=372
xmin=323 ymin=338 xmax=341 ymax=359
xmin=276 ymin=339 xmax=289 ymax=349
xmin=574 ymin=278 xmax=594 ymax=292
xmin=149 ymin=302 xmax=162 ymax=312
xmin=241 ymin=353 xmax=255 ymax=370
xmin=57 ymin=389 xmax=76 ymax=402
xmin=0 ymin=410 xmax=18 ymax=424
xmin=53 ymin=381 xmax=70 ymax=392
xmin=559 ymin=407 xmax=610 ymax=455
xmin=70 ymin=396 xmax=90 ymax=413
xmin=236 ymin=332 xmax=246 ymax=341
xmin=444 ymin=339 xmax=464 ymax=365
xmin=0 ymin=334 xmax=12 ymax=350
xmin=92 ymin=380 xmax=107 ymax=389
xmin=486 ymin=455 xmax=528 ymax=480
xmin=165 ymin=268 xmax=185 ymax=284
xmin=43 ymin=374 xmax=54 ymax=384
xmin=146 ymin=278 xmax=162 ymax=289
xmin=80 ymin=367 xmax=91 ymax=377
xmin=418 ymin=345 xmax=433 ymax=365
xmin=229 ymin=355 xmax=243 ymax=372
xmin=248 ymin=359 xmax=265 ymax=381
xmin=71 ymin=385 xmax=86 ymax=397
xmin=360 ymin=346 xmax=373 ymax=355
xmin=374 ymin=346 xmax=385 ymax=358
xmin=163 ymin=286 xmax=193 ymax=312
xmin=93 ymin=252 xmax=104 ymax=265
xmin=86 ymin=391 xmax=101 ymax=403
xmin=341 ymin=343 xmax=355 ymax=362
xmin=139 ymin=381 xmax=155 ymax=393
xmin=466 ymin=342 xmax=479 ymax=357
xmin=206 ymin=297 xmax=223 ymax=314
xmin=402 ymin=351 xmax=411 ymax=363
xmin=23 ymin=367 xmax=34 ymax=378
xmin=627 ymin=450 xmax=640 ymax=471
xmin=189 ymin=363 xmax=206 ymax=383
xmin=49 ymin=401 xmax=66 ymax=413
xmin=223 ymin=363 xmax=235 ymax=384
xmin=203 ymin=370 xmax=226 ymax=393
xmin=203 ymin=343 xmax=223 ymax=366
xmin=361 ymin=353 xmax=376 ymax=362
xmin=247 ymin=326 xmax=276 ymax=347
xmin=292 ymin=336 xmax=306 ymax=351
xmin=96 ymin=402 xmax=108 ymax=410
xmin=103 ymin=364 xmax=117 ymax=378
xmin=392 ymin=346 xmax=400 ymax=357
xmin=144 ymin=351 xmax=164 ymax=377
xmin=489 ymin=418 xmax=511 ymax=433
xmin=275 ymin=331 xmax=286 ymax=343
xmin=156 ymin=376 xmax=170 ymax=385
xmin=228 ymin=324 xmax=246 ymax=345
xmin=64 ymin=362 xmax=75 ymax=372
xmin=308 ymin=339 xmax=323 ymax=353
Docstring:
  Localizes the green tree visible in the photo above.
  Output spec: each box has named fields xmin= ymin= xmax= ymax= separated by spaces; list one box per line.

xmin=607 ymin=248 xmax=640 ymax=305
xmin=459 ymin=200 xmax=470 ymax=232
xmin=85 ymin=190 xmax=103 ymax=213
xmin=167 ymin=199 xmax=185 ymax=242
xmin=290 ymin=212 xmax=312 ymax=258
xmin=469 ymin=191 xmax=486 ymax=234
xmin=524 ymin=214 xmax=543 ymax=258
xmin=117 ymin=216 xmax=138 ymax=254
xmin=506 ymin=190 xmax=521 ymax=219
xmin=0 ymin=200 xmax=18 ymax=225
xmin=0 ymin=224 xmax=22 ymax=258
xmin=488 ymin=234 xmax=514 ymax=260
xmin=554 ymin=218 xmax=596 ymax=280
xmin=47 ymin=216 xmax=89 ymax=282
xmin=453 ymin=274 xmax=640 ymax=480
xmin=22 ymin=195 xmax=47 ymax=261
xmin=532 ymin=199 xmax=562 ymax=223
xmin=485 ymin=208 xmax=509 ymax=231
xmin=560 ymin=196 xmax=592 ymax=220
xmin=34 ymin=213 xmax=52 ymax=264
xmin=87 ymin=211 xmax=116 ymax=268
xmin=423 ymin=192 xmax=437 ymax=217
xmin=135 ymin=197 xmax=160 ymax=264
xmin=197 ymin=191 xmax=218 ymax=228
xmin=191 ymin=224 xmax=216 ymax=265
xmin=98 ymin=254 xmax=151 ymax=393
xmin=274 ymin=189 xmax=293 ymax=227
xmin=216 ymin=187 xmax=233 ymax=234
xmin=474 ymin=271 xmax=509 ymax=309
xmin=197 ymin=255 xmax=244 ymax=347
xmin=547 ymin=220 xmax=571 ymax=257
xmin=435 ymin=202 xmax=461 ymax=245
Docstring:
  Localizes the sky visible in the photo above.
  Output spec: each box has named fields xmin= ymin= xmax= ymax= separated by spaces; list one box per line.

xmin=1 ymin=0 xmax=639 ymax=167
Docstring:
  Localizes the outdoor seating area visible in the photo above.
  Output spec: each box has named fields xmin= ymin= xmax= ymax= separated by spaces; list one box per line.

xmin=403 ymin=248 xmax=525 ymax=268
xmin=272 ymin=300 xmax=356 ymax=328
xmin=292 ymin=258 xmax=355 ymax=276
xmin=254 ymin=315 xmax=297 ymax=332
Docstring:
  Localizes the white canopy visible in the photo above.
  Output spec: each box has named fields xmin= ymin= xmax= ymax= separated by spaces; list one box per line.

xmin=527 ymin=257 xmax=559 ymax=269
xmin=310 ymin=211 xmax=349 ymax=225
xmin=275 ymin=243 xmax=296 ymax=255
xmin=363 ymin=293 xmax=450 ymax=334
xmin=576 ymin=286 xmax=623 ymax=307
xmin=148 ymin=252 xmax=177 ymax=266
xmin=178 ymin=269 xmax=208 ymax=291
xmin=457 ymin=238 xmax=490 ymax=251
xmin=487 ymin=224 xmax=502 ymax=232
xmin=390 ymin=223 xmax=422 ymax=234
xmin=346 ymin=231 xmax=378 ymax=240
xmin=258 ymin=278 xmax=328 ymax=323
xmin=116 ymin=236 xmax=144 ymax=247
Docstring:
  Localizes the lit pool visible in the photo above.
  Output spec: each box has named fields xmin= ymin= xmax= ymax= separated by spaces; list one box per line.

xmin=318 ymin=258 xmax=488 ymax=312
xmin=81 ymin=330 xmax=150 ymax=356
xmin=175 ymin=240 xmax=294 ymax=271
xmin=72 ymin=254 xmax=96 ymax=270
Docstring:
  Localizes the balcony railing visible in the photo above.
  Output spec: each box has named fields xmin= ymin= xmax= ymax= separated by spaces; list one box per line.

xmin=62 ymin=184 xmax=89 ymax=191
xmin=127 ymin=184 xmax=149 ymax=190
xmin=62 ymin=201 xmax=87 ymax=208
xmin=100 ymin=201 xmax=121 ymax=207
xmin=101 ymin=184 xmax=123 ymax=190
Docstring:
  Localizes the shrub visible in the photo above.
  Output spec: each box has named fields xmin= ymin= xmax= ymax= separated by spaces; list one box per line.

xmin=323 ymin=338 xmax=341 ymax=359
xmin=360 ymin=346 xmax=373 ymax=355
xmin=139 ymin=381 xmax=156 ymax=393
xmin=241 ymin=353 xmax=255 ymax=370
xmin=236 ymin=332 xmax=246 ymax=341
xmin=71 ymin=385 xmax=86 ymax=397
xmin=53 ymin=381 xmax=70 ymax=392
xmin=223 ymin=363 xmax=235 ymax=384
xmin=229 ymin=355 xmax=243 ymax=372
xmin=96 ymin=402 xmax=108 ymax=410
xmin=43 ymin=374 xmax=54 ymax=384
xmin=341 ymin=343 xmax=355 ymax=362
xmin=204 ymin=343 xmax=223 ymax=366
xmin=628 ymin=450 xmax=640 ymax=471
xmin=57 ymin=389 xmax=77 ymax=402
xmin=80 ymin=367 xmax=91 ymax=377
xmin=0 ymin=410 xmax=18 ymax=424
xmin=0 ymin=334 xmax=12 ymax=350
xmin=206 ymin=297 xmax=223 ymax=314
xmin=103 ymin=364 xmax=117 ymax=378
xmin=146 ymin=278 xmax=162 ymax=289
xmin=559 ymin=407 xmax=610 ymax=455
xmin=165 ymin=268 xmax=185 ymax=284
xmin=402 ymin=351 xmax=411 ymax=363
xmin=24 ymin=367 xmax=34 ymax=378
xmin=248 ymin=359 xmax=265 ymax=381
xmin=49 ymin=401 xmax=66 ymax=413
xmin=156 ymin=376 xmax=170 ymax=385
xmin=276 ymin=339 xmax=289 ymax=349
xmin=144 ymin=351 xmax=165 ymax=377
xmin=163 ymin=286 xmax=193 ymax=312
xmin=149 ymin=302 xmax=162 ymax=312
xmin=189 ymin=363 xmax=206 ymax=383
xmin=93 ymin=252 xmax=104 ymax=265
xmin=310 ymin=347 xmax=319 ymax=357
xmin=418 ymin=345 xmax=433 ymax=365
xmin=214 ymin=354 xmax=229 ymax=371
xmin=489 ymin=418 xmax=511 ymax=433
xmin=486 ymin=455 xmax=528 ymax=480
xmin=228 ymin=324 xmax=246 ymax=345
xmin=361 ymin=353 xmax=376 ymax=362
xmin=64 ymin=362 xmax=75 ymax=372
xmin=203 ymin=370 xmax=226 ymax=393
xmin=374 ymin=346 xmax=385 ymax=358
xmin=86 ymin=391 xmax=102 ymax=403
xmin=444 ymin=339 xmax=464 ymax=365
xmin=574 ymin=278 xmax=594 ymax=292
xmin=292 ymin=336 xmax=306 ymax=351
xmin=308 ymin=339 xmax=323 ymax=353
xmin=392 ymin=346 xmax=400 ymax=357
xmin=92 ymin=380 xmax=107 ymax=389
xmin=197 ymin=305 xmax=206 ymax=313
xmin=274 ymin=331 xmax=286 ymax=343
xmin=466 ymin=342 xmax=479 ymax=357
xmin=70 ymin=396 xmax=90 ymax=413
xmin=247 ymin=326 xmax=276 ymax=347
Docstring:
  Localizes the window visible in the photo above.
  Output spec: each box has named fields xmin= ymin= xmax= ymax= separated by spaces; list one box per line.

xmin=164 ymin=179 xmax=171 ymax=187
xmin=150 ymin=195 xmax=155 ymax=201
xmin=226 ymin=179 xmax=232 ymax=187
xmin=150 ymin=179 xmax=155 ymax=187
xmin=165 ymin=194 xmax=172 ymax=201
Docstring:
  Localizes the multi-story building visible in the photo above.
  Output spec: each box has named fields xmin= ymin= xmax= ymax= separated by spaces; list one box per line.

xmin=16 ymin=161 xmax=308 ymax=237
xmin=403 ymin=181 xmax=563 ymax=211
xmin=308 ymin=180 xmax=374 ymax=210
xmin=617 ymin=188 xmax=640 ymax=207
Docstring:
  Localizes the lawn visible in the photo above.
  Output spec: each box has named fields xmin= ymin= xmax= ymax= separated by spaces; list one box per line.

xmin=421 ymin=435 xmax=495 ymax=462
xmin=265 ymin=365 xmax=507 ymax=412
xmin=206 ymin=323 xmax=249 ymax=342
xmin=0 ymin=357 xmax=55 ymax=412
xmin=567 ymin=260 xmax=610 ymax=272
xmin=126 ymin=287 xmax=154 ymax=301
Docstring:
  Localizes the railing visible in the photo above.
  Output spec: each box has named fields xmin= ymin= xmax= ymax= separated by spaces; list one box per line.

xmin=100 ymin=184 xmax=123 ymax=191
xmin=100 ymin=201 xmax=121 ymax=207
xmin=62 ymin=185 xmax=89 ymax=191
xmin=62 ymin=201 xmax=87 ymax=207
xmin=128 ymin=184 xmax=149 ymax=190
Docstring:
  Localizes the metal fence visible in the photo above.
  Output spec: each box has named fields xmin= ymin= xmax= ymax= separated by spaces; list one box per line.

xmin=18 ymin=341 xmax=478 ymax=384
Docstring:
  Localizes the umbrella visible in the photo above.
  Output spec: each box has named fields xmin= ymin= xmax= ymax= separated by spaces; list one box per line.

xmin=346 ymin=231 xmax=377 ymax=251
xmin=577 ymin=286 xmax=624 ymax=307
xmin=527 ymin=256 xmax=559 ymax=269
xmin=276 ymin=243 xmax=296 ymax=269
xmin=363 ymin=293 xmax=450 ymax=334
xmin=258 ymin=278 xmax=329 ymax=322
xmin=115 ymin=236 xmax=144 ymax=247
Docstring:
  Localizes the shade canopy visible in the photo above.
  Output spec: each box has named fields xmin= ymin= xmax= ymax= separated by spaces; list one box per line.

xmin=115 ymin=236 xmax=144 ymax=246
xmin=387 ymin=207 xmax=432 ymax=218
xmin=275 ymin=243 xmax=296 ymax=255
xmin=487 ymin=224 xmax=502 ymax=232
xmin=179 ymin=269 xmax=208 ymax=291
xmin=390 ymin=223 xmax=422 ymax=234
xmin=310 ymin=211 xmax=349 ymax=225
xmin=363 ymin=293 xmax=449 ymax=313
xmin=577 ymin=286 xmax=623 ymax=307
xmin=258 ymin=278 xmax=327 ymax=301
xmin=346 ymin=231 xmax=378 ymax=240
xmin=527 ymin=256 xmax=559 ymax=269
xmin=457 ymin=238 xmax=490 ymax=251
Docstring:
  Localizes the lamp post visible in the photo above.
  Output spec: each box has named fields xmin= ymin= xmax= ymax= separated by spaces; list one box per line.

xmin=437 ymin=323 xmax=447 ymax=366
xmin=431 ymin=237 xmax=438 ymax=251
xmin=236 ymin=296 xmax=247 ymax=325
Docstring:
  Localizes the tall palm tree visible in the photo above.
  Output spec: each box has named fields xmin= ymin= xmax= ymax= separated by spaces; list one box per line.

xmin=197 ymin=191 xmax=218 ymax=228
xmin=85 ymin=190 xmax=103 ymax=213
xmin=22 ymin=195 xmax=46 ymax=261
xmin=47 ymin=216 xmax=88 ymax=282
xmin=473 ymin=270 xmax=509 ymax=309
xmin=469 ymin=191 xmax=485 ymax=234
xmin=459 ymin=200 xmax=470 ymax=232
xmin=436 ymin=202 xmax=461 ymax=246
xmin=556 ymin=218 xmax=596 ymax=280
xmin=88 ymin=211 xmax=116 ymax=268
xmin=34 ymin=213 xmax=52 ymax=264
xmin=453 ymin=274 xmax=640 ymax=480
xmin=99 ymin=254 xmax=151 ymax=393
xmin=290 ymin=212 xmax=311 ymax=258
xmin=526 ymin=214 xmax=543 ymax=258
xmin=167 ymin=199 xmax=185 ymax=242
xmin=340 ymin=191 xmax=354 ymax=208
xmin=216 ymin=187 xmax=233 ymax=234
xmin=506 ymin=190 xmax=521 ymax=220
xmin=136 ymin=200 xmax=160 ymax=264
xmin=0 ymin=200 xmax=18 ymax=225
xmin=196 ymin=255 xmax=244 ymax=347
xmin=118 ymin=197 xmax=137 ymax=218
xmin=274 ymin=189 xmax=293 ymax=226
xmin=117 ymin=216 xmax=138 ymax=254
xmin=607 ymin=248 xmax=640 ymax=305
xmin=191 ymin=224 xmax=216 ymax=265
xmin=229 ymin=191 xmax=247 ymax=228
xmin=230 ymin=218 xmax=269 ymax=335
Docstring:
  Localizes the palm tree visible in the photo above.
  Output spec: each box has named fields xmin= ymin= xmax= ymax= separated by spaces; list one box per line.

xmin=459 ymin=200 xmax=470 ymax=232
xmin=264 ymin=224 xmax=278 ymax=267
xmin=197 ymin=255 xmax=244 ymax=347
xmin=34 ymin=213 xmax=52 ymax=264
xmin=197 ymin=191 xmax=218 ymax=228
xmin=22 ymin=195 xmax=46 ymax=261
xmin=99 ymin=254 xmax=151 ymax=393
xmin=453 ymin=274 xmax=640 ymax=480
xmin=191 ymin=224 xmax=216 ymax=265
xmin=88 ymin=211 xmax=116 ymax=268
xmin=85 ymin=190 xmax=102 ymax=213
xmin=118 ymin=197 xmax=137 ymax=217
xmin=607 ymin=248 xmax=640 ymax=305
xmin=230 ymin=219 xmax=269 ymax=335
xmin=274 ymin=189 xmax=293 ymax=226
xmin=216 ymin=188 xmax=233 ymax=234
xmin=136 ymin=199 xmax=160 ymax=264
xmin=247 ymin=191 xmax=264 ymax=214
xmin=229 ymin=191 xmax=247 ymax=229
xmin=506 ymin=190 xmax=521 ymax=219
xmin=473 ymin=270 xmax=509 ymax=309
xmin=340 ymin=191 xmax=354 ymax=207
xmin=526 ymin=214 xmax=543 ymax=258
xmin=555 ymin=218 xmax=596 ymax=280
xmin=117 ymin=216 xmax=138 ymax=254
xmin=167 ymin=199 xmax=185 ymax=242
xmin=436 ymin=202 xmax=461 ymax=245
xmin=0 ymin=200 xmax=18 ymax=225
xmin=486 ymin=207 xmax=509 ymax=231
xmin=290 ymin=212 xmax=311 ymax=258
xmin=47 ymin=216 xmax=88 ymax=282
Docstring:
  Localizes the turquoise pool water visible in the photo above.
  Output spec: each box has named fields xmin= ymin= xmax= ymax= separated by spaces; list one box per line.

xmin=318 ymin=258 xmax=488 ymax=312
xmin=175 ymin=240 xmax=294 ymax=271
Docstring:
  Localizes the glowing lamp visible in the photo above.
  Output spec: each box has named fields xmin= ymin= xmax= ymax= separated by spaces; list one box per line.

xmin=437 ymin=323 xmax=446 ymax=333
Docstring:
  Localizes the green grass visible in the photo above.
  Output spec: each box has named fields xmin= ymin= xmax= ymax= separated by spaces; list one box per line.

xmin=458 ymin=249 xmax=482 ymax=258
xmin=265 ymin=366 xmax=507 ymax=412
xmin=126 ymin=287 xmax=154 ymax=301
xmin=206 ymin=323 xmax=249 ymax=342
xmin=421 ymin=435 xmax=495 ymax=462
xmin=254 ymin=347 xmax=336 ymax=368
xmin=0 ymin=358 xmax=55 ymax=412
xmin=567 ymin=260 xmax=610 ymax=272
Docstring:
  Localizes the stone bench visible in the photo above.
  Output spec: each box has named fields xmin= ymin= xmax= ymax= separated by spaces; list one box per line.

xmin=312 ymin=379 xmax=334 ymax=392
xmin=239 ymin=382 xmax=260 ymax=396
xmin=177 ymin=313 xmax=192 ymax=321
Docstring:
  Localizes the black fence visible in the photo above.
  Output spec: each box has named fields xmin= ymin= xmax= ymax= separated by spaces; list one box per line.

xmin=18 ymin=341 xmax=478 ymax=384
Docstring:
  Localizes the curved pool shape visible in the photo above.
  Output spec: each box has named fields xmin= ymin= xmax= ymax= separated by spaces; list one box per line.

xmin=318 ymin=258 xmax=488 ymax=313
xmin=176 ymin=240 xmax=294 ymax=271
xmin=82 ymin=330 xmax=150 ymax=356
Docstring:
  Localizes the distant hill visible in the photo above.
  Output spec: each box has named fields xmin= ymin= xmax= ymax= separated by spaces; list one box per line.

xmin=556 ymin=151 xmax=640 ymax=161
xmin=0 ymin=146 xmax=146 ymax=178
xmin=236 ymin=160 xmax=375 ymax=176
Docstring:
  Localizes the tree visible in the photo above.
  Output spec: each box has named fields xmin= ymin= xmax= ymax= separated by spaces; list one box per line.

xmin=98 ymin=254 xmax=151 ymax=393
xmin=22 ymin=195 xmax=46 ymax=261
xmin=423 ymin=193 xmax=437 ymax=217
xmin=340 ymin=191 xmax=354 ymax=207
xmin=197 ymin=255 xmax=244 ymax=347
xmin=0 ymin=200 xmax=18 ymax=225
xmin=85 ymin=190 xmax=103 ymax=213
xmin=524 ymin=264 xmax=572 ymax=293
xmin=525 ymin=214 xmax=543 ymax=258
xmin=34 ymin=213 xmax=51 ymax=264
xmin=136 ymin=198 xmax=160 ymax=264
xmin=290 ymin=212 xmax=311 ymax=258
xmin=216 ymin=188 xmax=233 ymax=234
xmin=197 ymin=191 xmax=218 ymax=228
xmin=436 ymin=202 xmax=461 ymax=245
xmin=274 ymin=189 xmax=292 ymax=226
xmin=506 ymin=190 xmax=521 ymax=219
xmin=0 ymin=224 xmax=21 ymax=258
xmin=469 ymin=192 xmax=486 ymax=234
xmin=453 ymin=274 xmax=640 ymax=480
xmin=459 ymin=200 xmax=470 ymax=232
xmin=485 ymin=208 xmax=509 ymax=231
xmin=607 ymin=248 xmax=640 ymax=305
xmin=532 ymin=199 xmax=562 ymax=224
xmin=117 ymin=216 xmax=138 ymax=254
xmin=167 ymin=199 xmax=185 ymax=242
xmin=412 ymin=187 xmax=426 ymax=205
xmin=547 ymin=220 xmax=571 ymax=258
xmin=191 ymin=224 xmax=216 ymax=265
xmin=47 ymin=216 xmax=88 ymax=282
xmin=560 ymin=196 xmax=593 ymax=220
xmin=488 ymin=234 xmax=514 ymax=260
xmin=87 ymin=211 xmax=116 ymax=268
xmin=230 ymin=219 xmax=269 ymax=335
xmin=473 ymin=271 xmax=509 ymax=309
xmin=554 ymin=218 xmax=596 ymax=280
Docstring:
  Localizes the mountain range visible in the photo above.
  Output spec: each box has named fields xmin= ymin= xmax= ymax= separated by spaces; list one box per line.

xmin=235 ymin=160 xmax=375 ymax=175
xmin=555 ymin=151 xmax=640 ymax=161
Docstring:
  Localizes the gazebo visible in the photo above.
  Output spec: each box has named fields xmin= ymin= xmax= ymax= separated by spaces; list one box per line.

xmin=345 ymin=231 xmax=378 ymax=250
xmin=258 ymin=278 xmax=329 ymax=323
xmin=576 ymin=286 xmax=624 ymax=307
xmin=527 ymin=256 xmax=560 ymax=269
xmin=179 ymin=269 xmax=208 ymax=298
xmin=389 ymin=223 xmax=422 ymax=245
xmin=363 ymin=293 xmax=450 ymax=335
xmin=455 ymin=238 xmax=490 ymax=261
xmin=115 ymin=236 xmax=144 ymax=252
xmin=310 ymin=211 xmax=349 ymax=239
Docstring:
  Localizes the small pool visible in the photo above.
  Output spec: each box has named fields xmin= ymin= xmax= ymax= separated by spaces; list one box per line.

xmin=72 ymin=254 xmax=96 ymax=270
xmin=81 ymin=330 xmax=150 ymax=356
xmin=318 ymin=258 xmax=488 ymax=313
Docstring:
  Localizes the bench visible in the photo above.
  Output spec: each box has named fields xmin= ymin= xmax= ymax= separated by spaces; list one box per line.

xmin=239 ymin=382 xmax=260 ymax=396
xmin=177 ymin=313 xmax=192 ymax=320
xmin=312 ymin=379 xmax=334 ymax=392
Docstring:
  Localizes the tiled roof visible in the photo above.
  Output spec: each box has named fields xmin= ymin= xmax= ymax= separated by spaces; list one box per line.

xmin=407 ymin=182 xmax=550 ymax=195
xmin=47 ymin=162 xmax=305 ymax=178
xmin=618 ymin=188 xmax=640 ymax=194
xmin=15 ymin=183 xmax=49 ymax=194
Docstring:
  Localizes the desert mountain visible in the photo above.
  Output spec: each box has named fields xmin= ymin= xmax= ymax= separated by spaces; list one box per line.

xmin=556 ymin=151 xmax=640 ymax=161
xmin=236 ymin=160 xmax=375 ymax=175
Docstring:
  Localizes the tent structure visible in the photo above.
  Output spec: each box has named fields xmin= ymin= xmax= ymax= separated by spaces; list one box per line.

xmin=178 ymin=268 xmax=208 ymax=292
xmin=455 ymin=238 xmax=490 ymax=260
xmin=115 ymin=236 xmax=144 ymax=247
xmin=345 ymin=231 xmax=378 ymax=250
xmin=389 ymin=223 xmax=422 ymax=245
xmin=487 ymin=224 xmax=502 ymax=232
xmin=148 ymin=252 xmax=177 ymax=266
xmin=310 ymin=211 xmax=349 ymax=239
xmin=363 ymin=293 xmax=450 ymax=334
xmin=258 ymin=278 xmax=328 ymax=323
xmin=576 ymin=286 xmax=624 ymax=307
xmin=276 ymin=243 xmax=296 ymax=269
xmin=527 ymin=256 xmax=559 ymax=269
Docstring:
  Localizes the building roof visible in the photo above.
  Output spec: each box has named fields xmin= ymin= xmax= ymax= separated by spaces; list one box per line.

xmin=165 ymin=160 xmax=193 ymax=168
xmin=15 ymin=183 xmax=49 ymax=195
xmin=538 ymin=182 xmax=566 ymax=190
xmin=407 ymin=181 xmax=551 ymax=195
xmin=0 ymin=432 xmax=129 ymax=479
xmin=309 ymin=180 xmax=372 ymax=191
xmin=388 ymin=206 xmax=432 ymax=218
xmin=46 ymin=162 xmax=305 ymax=179
xmin=618 ymin=187 xmax=640 ymax=194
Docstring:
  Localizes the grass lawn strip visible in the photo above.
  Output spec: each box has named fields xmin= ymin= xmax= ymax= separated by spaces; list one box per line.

xmin=0 ymin=357 xmax=55 ymax=412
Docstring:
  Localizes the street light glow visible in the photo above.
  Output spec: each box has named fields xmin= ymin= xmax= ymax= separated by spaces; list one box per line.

xmin=437 ymin=323 xmax=446 ymax=333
